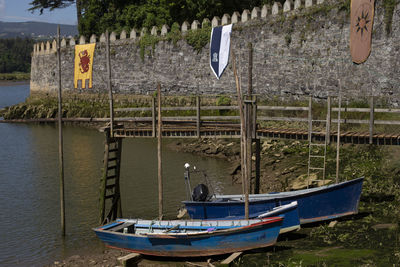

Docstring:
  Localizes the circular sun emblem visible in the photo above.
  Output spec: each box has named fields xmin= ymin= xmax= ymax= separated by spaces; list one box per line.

xmin=353 ymin=3 xmax=372 ymax=42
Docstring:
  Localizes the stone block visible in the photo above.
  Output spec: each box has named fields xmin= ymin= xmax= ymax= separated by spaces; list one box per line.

xmin=100 ymin=33 xmax=106 ymax=43
xmin=242 ymin=9 xmax=251 ymax=22
xmin=202 ymin=18 xmax=211 ymax=27
xmin=294 ymin=0 xmax=303 ymax=10
xmin=261 ymin=5 xmax=270 ymax=18
xmin=191 ymin=20 xmax=200 ymax=30
xmin=69 ymin=37 xmax=76 ymax=46
xmin=140 ymin=27 xmax=148 ymax=37
xmin=231 ymin=11 xmax=241 ymax=24
xmin=161 ymin=25 xmax=170 ymax=36
xmin=222 ymin=14 xmax=231 ymax=25
xmin=272 ymin=2 xmax=282 ymax=15
xmin=90 ymin=34 xmax=97 ymax=43
xmin=283 ymin=0 xmax=294 ymax=12
xmin=110 ymin=32 xmax=117 ymax=41
xmin=130 ymin=29 xmax=137 ymax=40
xmin=79 ymin=35 xmax=86 ymax=44
xmin=211 ymin=16 xmax=221 ymax=28
xmin=251 ymin=7 xmax=261 ymax=19
xmin=61 ymin=38 xmax=66 ymax=47
xmin=181 ymin=21 xmax=190 ymax=32
xmin=46 ymin=41 xmax=51 ymax=53
xmin=120 ymin=30 xmax=127 ymax=39
xmin=151 ymin=26 xmax=158 ymax=36
xmin=305 ymin=0 xmax=316 ymax=8
xmin=52 ymin=39 xmax=57 ymax=52
xmin=40 ymin=42 xmax=45 ymax=53
xmin=317 ymin=0 xmax=324 ymax=4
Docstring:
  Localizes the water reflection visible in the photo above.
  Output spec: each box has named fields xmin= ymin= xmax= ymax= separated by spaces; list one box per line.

xmin=0 ymin=83 xmax=241 ymax=266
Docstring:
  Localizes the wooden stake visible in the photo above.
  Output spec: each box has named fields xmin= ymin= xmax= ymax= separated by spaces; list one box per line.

xmin=157 ymin=83 xmax=163 ymax=220
xmin=326 ymin=96 xmax=331 ymax=145
xmin=196 ymin=96 xmax=201 ymax=138
xmin=336 ymin=90 xmax=342 ymax=183
xmin=232 ymin=51 xmax=249 ymax=219
xmin=106 ymin=30 xmax=114 ymax=136
xmin=369 ymin=96 xmax=374 ymax=144
xmin=247 ymin=42 xmax=253 ymax=96
xmin=57 ymin=25 xmax=65 ymax=236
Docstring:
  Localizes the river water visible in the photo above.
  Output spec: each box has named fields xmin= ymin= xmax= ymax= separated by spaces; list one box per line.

xmin=0 ymin=83 xmax=241 ymax=267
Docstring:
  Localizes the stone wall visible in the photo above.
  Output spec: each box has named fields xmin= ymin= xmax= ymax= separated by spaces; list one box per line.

xmin=30 ymin=0 xmax=400 ymax=104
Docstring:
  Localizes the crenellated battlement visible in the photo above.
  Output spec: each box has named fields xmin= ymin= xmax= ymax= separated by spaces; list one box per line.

xmin=32 ymin=0 xmax=325 ymax=55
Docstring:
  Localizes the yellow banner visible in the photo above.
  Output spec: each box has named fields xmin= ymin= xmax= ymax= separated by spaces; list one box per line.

xmin=74 ymin=43 xmax=96 ymax=89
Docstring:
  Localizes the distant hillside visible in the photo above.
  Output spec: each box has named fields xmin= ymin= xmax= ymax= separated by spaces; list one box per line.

xmin=0 ymin=21 xmax=78 ymax=39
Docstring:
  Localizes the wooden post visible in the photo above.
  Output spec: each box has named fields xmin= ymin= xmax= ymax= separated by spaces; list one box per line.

xmin=369 ymin=96 xmax=374 ymax=144
xmin=307 ymin=96 xmax=312 ymax=188
xmin=232 ymin=51 xmax=249 ymax=219
xmin=336 ymin=93 xmax=342 ymax=183
xmin=157 ymin=83 xmax=163 ymax=220
xmin=196 ymin=96 xmax=201 ymax=138
xmin=152 ymin=97 xmax=156 ymax=137
xmin=326 ymin=96 xmax=331 ymax=145
xmin=57 ymin=25 xmax=66 ymax=236
xmin=245 ymin=101 xmax=252 ymax=194
xmin=254 ymin=138 xmax=260 ymax=194
xmin=105 ymin=29 xmax=114 ymax=136
xmin=247 ymin=42 xmax=253 ymax=96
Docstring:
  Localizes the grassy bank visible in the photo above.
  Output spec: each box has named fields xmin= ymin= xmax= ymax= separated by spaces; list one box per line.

xmin=0 ymin=72 xmax=30 ymax=81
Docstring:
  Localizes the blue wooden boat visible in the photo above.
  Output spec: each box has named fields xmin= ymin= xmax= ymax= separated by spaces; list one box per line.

xmin=93 ymin=217 xmax=283 ymax=257
xmin=183 ymin=177 xmax=364 ymax=224
xmin=255 ymin=201 xmax=300 ymax=233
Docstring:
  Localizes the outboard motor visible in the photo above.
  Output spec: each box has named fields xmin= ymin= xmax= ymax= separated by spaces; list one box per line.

xmin=192 ymin=184 xmax=209 ymax=202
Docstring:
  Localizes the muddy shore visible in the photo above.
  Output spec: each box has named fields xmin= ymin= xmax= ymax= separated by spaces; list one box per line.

xmin=46 ymin=136 xmax=400 ymax=266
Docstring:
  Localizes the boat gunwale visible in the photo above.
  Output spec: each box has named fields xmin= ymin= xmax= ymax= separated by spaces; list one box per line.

xmin=94 ymin=217 xmax=283 ymax=239
xmin=183 ymin=177 xmax=364 ymax=205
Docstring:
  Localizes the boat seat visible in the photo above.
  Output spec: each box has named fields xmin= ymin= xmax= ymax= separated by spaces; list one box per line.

xmin=112 ymin=222 xmax=135 ymax=233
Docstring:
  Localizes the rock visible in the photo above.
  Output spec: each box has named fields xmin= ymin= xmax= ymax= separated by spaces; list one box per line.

xmin=177 ymin=208 xmax=187 ymax=219
xmin=290 ymin=173 xmax=317 ymax=190
xmin=274 ymin=153 xmax=281 ymax=158
xmin=328 ymin=220 xmax=338 ymax=228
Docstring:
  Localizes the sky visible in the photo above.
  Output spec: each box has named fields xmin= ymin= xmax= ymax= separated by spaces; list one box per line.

xmin=0 ymin=0 xmax=77 ymax=25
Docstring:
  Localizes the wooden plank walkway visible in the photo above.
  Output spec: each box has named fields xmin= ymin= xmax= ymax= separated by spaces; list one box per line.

xmin=112 ymin=122 xmax=400 ymax=145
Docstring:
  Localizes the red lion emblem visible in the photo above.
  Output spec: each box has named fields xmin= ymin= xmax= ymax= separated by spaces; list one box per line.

xmin=79 ymin=49 xmax=91 ymax=73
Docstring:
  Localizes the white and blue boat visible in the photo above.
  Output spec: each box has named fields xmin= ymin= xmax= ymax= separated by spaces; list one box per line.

xmin=183 ymin=177 xmax=364 ymax=224
xmin=93 ymin=216 xmax=283 ymax=257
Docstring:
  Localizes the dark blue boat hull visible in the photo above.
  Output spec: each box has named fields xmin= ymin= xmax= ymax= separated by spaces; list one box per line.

xmin=183 ymin=177 xmax=364 ymax=224
xmin=93 ymin=218 xmax=282 ymax=257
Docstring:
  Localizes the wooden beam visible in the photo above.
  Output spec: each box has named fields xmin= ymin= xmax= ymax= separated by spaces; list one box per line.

xmin=105 ymin=29 xmax=114 ymax=136
xmin=221 ymin=252 xmax=243 ymax=266
xmin=157 ymin=83 xmax=163 ymax=220
xmin=57 ymin=25 xmax=66 ymax=236
xmin=118 ymin=253 xmax=142 ymax=267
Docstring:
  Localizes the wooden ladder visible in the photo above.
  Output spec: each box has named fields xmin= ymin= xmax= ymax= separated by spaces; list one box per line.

xmin=307 ymin=97 xmax=328 ymax=188
xmin=100 ymin=129 xmax=123 ymax=224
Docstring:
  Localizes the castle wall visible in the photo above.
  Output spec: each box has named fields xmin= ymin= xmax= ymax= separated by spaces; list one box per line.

xmin=30 ymin=0 xmax=400 ymax=104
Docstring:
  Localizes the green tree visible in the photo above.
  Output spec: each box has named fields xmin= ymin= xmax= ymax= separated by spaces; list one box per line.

xmin=30 ymin=0 xmax=281 ymax=37
xmin=0 ymin=38 xmax=35 ymax=73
